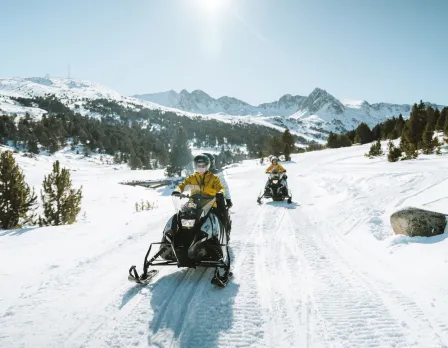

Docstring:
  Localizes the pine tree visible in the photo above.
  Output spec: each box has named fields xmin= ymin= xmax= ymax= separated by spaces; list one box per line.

xmin=27 ymin=139 xmax=39 ymax=154
xmin=366 ymin=138 xmax=383 ymax=157
xmin=129 ymin=153 xmax=142 ymax=170
xmin=434 ymin=108 xmax=443 ymax=131
xmin=284 ymin=143 xmax=291 ymax=161
xmin=355 ymin=123 xmax=373 ymax=144
xmin=443 ymin=108 xmax=448 ymax=136
xmin=282 ymin=129 xmax=294 ymax=160
xmin=421 ymin=122 xmax=435 ymax=154
xmin=426 ymin=106 xmax=436 ymax=129
xmin=327 ymin=132 xmax=338 ymax=148
xmin=39 ymin=160 xmax=83 ymax=226
xmin=392 ymin=114 xmax=405 ymax=139
xmin=0 ymin=151 xmax=37 ymax=229
xmin=387 ymin=141 xmax=402 ymax=162
xmin=165 ymin=127 xmax=192 ymax=177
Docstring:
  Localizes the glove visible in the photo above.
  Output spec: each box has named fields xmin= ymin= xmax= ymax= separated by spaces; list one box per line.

xmin=226 ymin=199 xmax=233 ymax=208
xmin=216 ymin=192 xmax=224 ymax=198
xmin=171 ymin=191 xmax=181 ymax=196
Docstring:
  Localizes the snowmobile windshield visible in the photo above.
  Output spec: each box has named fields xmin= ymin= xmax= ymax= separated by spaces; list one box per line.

xmin=269 ymin=171 xmax=282 ymax=180
xmin=172 ymin=184 xmax=216 ymax=220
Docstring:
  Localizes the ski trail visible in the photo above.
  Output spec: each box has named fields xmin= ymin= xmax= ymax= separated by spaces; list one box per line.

xmin=287 ymin=207 xmax=444 ymax=347
xmin=254 ymin=204 xmax=306 ymax=347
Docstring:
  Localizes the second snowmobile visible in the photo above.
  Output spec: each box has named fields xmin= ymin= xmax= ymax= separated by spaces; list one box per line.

xmin=128 ymin=185 xmax=232 ymax=287
xmin=257 ymin=169 xmax=292 ymax=204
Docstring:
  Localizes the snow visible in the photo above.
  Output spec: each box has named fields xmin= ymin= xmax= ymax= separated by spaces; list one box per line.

xmin=1 ymin=141 xmax=448 ymax=347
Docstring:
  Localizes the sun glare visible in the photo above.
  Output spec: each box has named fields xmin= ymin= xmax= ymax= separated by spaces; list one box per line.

xmin=198 ymin=0 xmax=230 ymax=14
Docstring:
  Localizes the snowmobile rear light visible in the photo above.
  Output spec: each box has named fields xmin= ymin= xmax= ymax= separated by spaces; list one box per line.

xmin=181 ymin=219 xmax=196 ymax=228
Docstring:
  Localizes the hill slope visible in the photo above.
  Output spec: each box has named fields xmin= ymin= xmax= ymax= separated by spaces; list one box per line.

xmin=1 ymin=144 xmax=448 ymax=347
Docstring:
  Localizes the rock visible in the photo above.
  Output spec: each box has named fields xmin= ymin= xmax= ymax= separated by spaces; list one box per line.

xmin=390 ymin=207 xmax=448 ymax=237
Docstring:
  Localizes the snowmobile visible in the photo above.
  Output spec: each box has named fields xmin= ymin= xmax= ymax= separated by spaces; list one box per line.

xmin=257 ymin=169 xmax=292 ymax=204
xmin=128 ymin=185 xmax=232 ymax=288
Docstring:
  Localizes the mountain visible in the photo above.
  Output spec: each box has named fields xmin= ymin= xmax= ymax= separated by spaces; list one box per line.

xmin=133 ymin=87 xmax=445 ymax=136
xmin=1 ymin=77 xmax=445 ymax=145
xmin=133 ymin=90 xmax=306 ymax=117
xmin=0 ymin=77 xmax=182 ymax=119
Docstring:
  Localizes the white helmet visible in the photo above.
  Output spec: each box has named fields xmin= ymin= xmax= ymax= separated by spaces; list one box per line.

xmin=271 ymin=156 xmax=278 ymax=164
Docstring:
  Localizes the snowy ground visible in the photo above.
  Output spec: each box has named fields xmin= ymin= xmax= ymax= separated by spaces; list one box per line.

xmin=2 ymin=142 xmax=448 ymax=347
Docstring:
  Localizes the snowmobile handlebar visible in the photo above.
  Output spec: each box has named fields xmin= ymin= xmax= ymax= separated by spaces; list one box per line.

xmin=173 ymin=192 xmax=216 ymax=200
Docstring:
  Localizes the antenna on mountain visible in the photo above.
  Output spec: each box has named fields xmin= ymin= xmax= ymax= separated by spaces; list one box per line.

xmin=68 ymin=63 xmax=71 ymax=79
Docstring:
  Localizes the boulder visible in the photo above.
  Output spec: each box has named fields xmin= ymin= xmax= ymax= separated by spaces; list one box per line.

xmin=390 ymin=207 xmax=448 ymax=237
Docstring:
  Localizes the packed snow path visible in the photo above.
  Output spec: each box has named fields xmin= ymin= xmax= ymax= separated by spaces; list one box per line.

xmin=2 ymin=144 xmax=448 ymax=347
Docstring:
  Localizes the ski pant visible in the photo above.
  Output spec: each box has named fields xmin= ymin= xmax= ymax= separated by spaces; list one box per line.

xmin=215 ymin=194 xmax=231 ymax=238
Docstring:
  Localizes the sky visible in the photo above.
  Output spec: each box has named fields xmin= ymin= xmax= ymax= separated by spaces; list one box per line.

xmin=1 ymin=0 xmax=447 ymax=106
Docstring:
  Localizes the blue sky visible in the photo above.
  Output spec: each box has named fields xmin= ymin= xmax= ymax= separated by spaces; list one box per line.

xmin=1 ymin=0 xmax=447 ymax=105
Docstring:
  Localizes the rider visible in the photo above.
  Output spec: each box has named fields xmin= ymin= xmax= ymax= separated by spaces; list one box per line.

xmin=172 ymin=154 xmax=229 ymax=234
xmin=203 ymin=152 xmax=232 ymax=239
xmin=264 ymin=156 xmax=288 ymax=195
xmin=160 ymin=154 xmax=227 ymax=260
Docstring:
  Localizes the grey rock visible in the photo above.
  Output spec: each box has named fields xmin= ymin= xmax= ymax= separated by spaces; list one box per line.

xmin=390 ymin=207 xmax=448 ymax=237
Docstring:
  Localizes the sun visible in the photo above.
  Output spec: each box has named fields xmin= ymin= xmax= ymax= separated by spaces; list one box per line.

xmin=198 ymin=0 xmax=230 ymax=14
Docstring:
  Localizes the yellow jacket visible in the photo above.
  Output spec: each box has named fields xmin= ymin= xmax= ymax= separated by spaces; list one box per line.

xmin=175 ymin=172 xmax=225 ymax=206
xmin=265 ymin=164 xmax=286 ymax=173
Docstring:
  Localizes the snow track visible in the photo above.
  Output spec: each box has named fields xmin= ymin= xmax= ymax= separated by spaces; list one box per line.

xmin=2 ymin=144 xmax=448 ymax=347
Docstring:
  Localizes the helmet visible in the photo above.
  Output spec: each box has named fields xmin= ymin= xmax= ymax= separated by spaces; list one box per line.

xmin=271 ymin=156 xmax=278 ymax=164
xmin=193 ymin=154 xmax=210 ymax=174
xmin=202 ymin=153 xmax=216 ymax=171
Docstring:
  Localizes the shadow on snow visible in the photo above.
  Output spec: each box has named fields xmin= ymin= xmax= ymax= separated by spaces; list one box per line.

xmin=0 ymin=227 xmax=40 ymax=237
xmin=145 ymin=253 xmax=239 ymax=347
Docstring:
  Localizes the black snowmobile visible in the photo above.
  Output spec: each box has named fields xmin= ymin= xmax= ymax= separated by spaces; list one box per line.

xmin=257 ymin=169 xmax=292 ymax=204
xmin=128 ymin=185 xmax=232 ymax=288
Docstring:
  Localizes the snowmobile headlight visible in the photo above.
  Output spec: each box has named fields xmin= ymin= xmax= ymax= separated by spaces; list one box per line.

xmin=181 ymin=219 xmax=196 ymax=228
xmin=272 ymin=180 xmax=278 ymax=184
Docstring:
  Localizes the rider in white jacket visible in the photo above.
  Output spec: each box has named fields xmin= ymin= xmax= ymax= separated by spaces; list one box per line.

xmin=203 ymin=153 xmax=233 ymax=238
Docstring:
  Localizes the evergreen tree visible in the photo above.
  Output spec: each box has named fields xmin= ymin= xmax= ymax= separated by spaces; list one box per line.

xmin=355 ymin=123 xmax=373 ymax=144
xmin=27 ymin=139 xmax=39 ymax=154
xmin=400 ymin=102 xmax=425 ymax=156
xmin=443 ymin=108 xmax=448 ymax=135
xmin=165 ymin=126 xmax=192 ymax=177
xmin=284 ymin=143 xmax=291 ymax=161
xmin=387 ymin=141 xmax=402 ymax=162
xmin=282 ymin=129 xmax=294 ymax=161
xmin=400 ymin=121 xmax=419 ymax=160
xmin=392 ymin=114 xmax=405 ymax=139
xmin=421 ymin=122 xmax=436 ymax=154
xmin=366 ymin=138 xmax=383 ymax=157
xmin=270 ymin=135 xmax=283 ymax=156
xmin=412 ymin=101 xmax=427 ymax=147
xmin=0 ymin=151 xmax=37 ymax=229
xmin=129 ymin=153 xmax=143 ymax=170
xmin=327 ymin=132 xmax=338 ymax=148
xmin=434 ymin=108 xmax=443 ymax=131
xmin=426 ymin=106 xmax=436 ymax=129
xmin=39 ymin=160 xmax=83 ymax=226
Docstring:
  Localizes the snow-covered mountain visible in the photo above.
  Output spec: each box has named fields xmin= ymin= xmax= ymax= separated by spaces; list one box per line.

xmin=0 ymin=77 xmax=445 ymax=145
xmin=134 ymin=87 xmax=445 ymax=135
xmin=0 ymin=77 xmax=183 ymax=119
xmin=133 ymin=90 xmax=306 ymax=117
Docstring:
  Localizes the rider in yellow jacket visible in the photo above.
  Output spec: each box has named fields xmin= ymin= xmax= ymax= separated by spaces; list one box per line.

xmin=265 ymin=159 xmax=286 ymax=173
xmin=264 ymin=156 xmax=288 ymax=194
xmin=173 ymin=153 xmax=225 ymax=209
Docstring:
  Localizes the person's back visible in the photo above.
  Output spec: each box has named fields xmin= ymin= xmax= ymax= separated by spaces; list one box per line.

xmin=265 ymin=163 xmax=286 ymax=173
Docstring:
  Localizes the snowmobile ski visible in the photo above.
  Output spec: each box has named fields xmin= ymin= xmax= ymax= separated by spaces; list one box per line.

xmin=211 ymin=269 xmax=233 ymax=288
xmin=128 ymin=265 xmax=159 ymax=285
